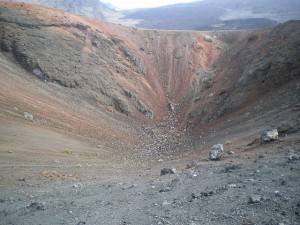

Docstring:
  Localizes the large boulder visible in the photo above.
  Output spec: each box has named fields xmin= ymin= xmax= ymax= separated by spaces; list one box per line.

xmin=261 ymin=129 xmax=278 ymax=142
xmin=209 ymin=144 xmax=224 ymax=160
xmin=204 ymin=35 xmax=214 ymax=42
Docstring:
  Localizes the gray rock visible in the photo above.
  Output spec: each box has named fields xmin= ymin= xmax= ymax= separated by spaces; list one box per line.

xmin=160 ymin=168 xmax=176 ymax=175
xmin=204 ymin=35 xmax=214 ymax=42
xmin=288 ymin=154 xmax=300 ymax=161
xmin=175 ymin=54 xmax=182 ymax=59
xmin=27 ymin=202 xmax=46 ymax=210
xmin=277 ymin=121 xmax=293 ymax=133
xmin=261 ymin=129 xmax=278 ymax=142
xmin=248 ymin=195 xmax=262 ymax=204
xmin=113 ymin=97 xmax=130 ymax=115
xmin=168 ymin=102 xmax=175 ymax=112
xmin=209 ymin=144 xmax=224 ymax=160
xmin=24 ymin=112 xmax=34 ymax=122
xmin=201 ymin=190 xmax=214 ymax=197
xmin=136 ymin=100 xmax=154 ymax=118
xmin=159 ymin=187 xmax=172 ymax=192
xmin=186 ymin=170 xmax=198 ymax=178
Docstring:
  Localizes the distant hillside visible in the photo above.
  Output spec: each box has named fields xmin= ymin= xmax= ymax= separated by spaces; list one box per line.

xmin=14 ymin=0 xmax=114 ymax=20
xmin=124 ymin=0 xmax=300 ymax=30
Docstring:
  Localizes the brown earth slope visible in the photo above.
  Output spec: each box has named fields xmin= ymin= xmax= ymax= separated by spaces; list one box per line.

xmin=0 ymin=1 xmax=299 ymax=187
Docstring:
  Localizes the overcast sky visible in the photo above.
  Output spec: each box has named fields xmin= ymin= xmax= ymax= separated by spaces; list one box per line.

xmin=102 ymin=0 xmax=200 ymax=10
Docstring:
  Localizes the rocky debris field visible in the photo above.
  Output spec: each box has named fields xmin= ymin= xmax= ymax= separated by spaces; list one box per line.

xmin=0 ymin=154 xmax=299 ymax=225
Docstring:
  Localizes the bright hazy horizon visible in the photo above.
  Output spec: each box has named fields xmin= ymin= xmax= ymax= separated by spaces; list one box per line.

xmin=102 ymin=0 xmax=201 ymax=10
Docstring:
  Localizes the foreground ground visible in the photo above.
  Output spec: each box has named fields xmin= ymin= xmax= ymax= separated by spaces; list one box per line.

xmin=0 ymin=128 xmax=299 ymax=225
xmin=0 ymin=151 xmax=299 ymax=225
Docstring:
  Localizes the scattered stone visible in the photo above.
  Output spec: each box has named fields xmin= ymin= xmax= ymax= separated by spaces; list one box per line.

xmin=191 ymin=193 xmax=198 ymax=200
xmin=228 ymin=151 xmax=234 ymax=155
xmin=175 ymin=54 xmax=182 ymax=59
xmin=77 ymin=222 xmax=86 ymax=225
xmin=159 ymin=187 xmax=172 ymax=192
xmin=261 ymin=129 xmax=278 ymax=142
xmin=227 ymin=184 xmax=237 ymax=188
xmin=277 ymin=121 xmax=293 ymax=133
xmin=224 ymin=164 xmax=241 ymax=173
xmin=186 ymin=161 xmax=197 ymax=169
xmin=24 ymin=112 xmax=34 ymax=122
xmin=8 ymin=151 xmax=13 ymax=153
xmin=209 ymin=144 xmax=224 ymax=160
xmin=27 ymin=202 xmax=46 ymax=210
xmin=201 ymin=190 xmax=214 ymax=197
xmin=281 ymin=180 xmax=286 ymax=186
xmin=73 ymin=183 xmax=82 ymax=188
xmin=8 ymin=197 xmax=15 ymax=204
xmin=162 ymin=200 xmax=171 ymax=206
xmin=224 ymin=140 xmax=231 ymax=145
xmin=204 ymin=35 xmax=214 ymax=42
xmin=186 ymin=170 xmax=198 ymax=178
xmin=123 ymin=89 xmax=133 ymax=98
xmin=288 ymin=154 xmax=300 ymax=161
xmin=18 ymin=178 xmax=26 ymax=182
xmin=248 ymin=195 xmax=262 ymax=204
xmin=160 ymin=168 xmax=176 ymax=175
xmin=168 ymin=102 xmax=175 ymax=112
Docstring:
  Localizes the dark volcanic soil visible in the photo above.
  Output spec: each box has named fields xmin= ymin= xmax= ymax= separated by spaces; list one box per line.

xmin=1 ymin=155 xmax=300 ymax=225
xmin=0 ymin=2 xmax=299 ymax=225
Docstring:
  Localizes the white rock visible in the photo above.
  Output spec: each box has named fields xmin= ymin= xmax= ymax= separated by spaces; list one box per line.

xmin=288 ymin=154 xmax=300 ymax=161
xmin=204 ymin=35 xmax=214 ymax=42
xmin=227 ymin=184 xmax=237 ymax=188
xmin=24 ymin=112 xmax=34 ymax=122
xmin=249 ymin=194 xmax=262 ymax=204
xmin=162 ymin=200 xmax=171 ymax=206
xmin=261 ymin=129 xmax=278 ymax=141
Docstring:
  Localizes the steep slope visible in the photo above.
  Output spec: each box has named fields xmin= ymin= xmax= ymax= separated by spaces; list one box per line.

xmin=183 ymin=22 xmax=300 ymax=133
xmin=0 ymin=1 xmax=222 ymax=125
xmin=0 ymin=2 xmax=299 ymax=186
